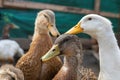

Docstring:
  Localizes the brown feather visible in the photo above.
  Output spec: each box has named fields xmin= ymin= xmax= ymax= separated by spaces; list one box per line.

xmin=46 ymin=34 xmax=97 ymax=80
xmin=0 ymin=64 xmax=24 ymax=80
xmin=16 ymin=10 xmax=62 ymax=80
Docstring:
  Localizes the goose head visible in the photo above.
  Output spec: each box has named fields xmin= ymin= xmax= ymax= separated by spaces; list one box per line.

xmin=41 ymin=34 xmax=82 ymax=62
xmin=35 ymin=10 xmax=60 ymax=37
xmin=66 ymin=14 xmax=112 ymax=39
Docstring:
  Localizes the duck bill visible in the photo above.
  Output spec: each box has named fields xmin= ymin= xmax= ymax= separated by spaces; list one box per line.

xmin=12 ymin=23 xmax=20 ymax=29
xmin=41 ymin=44 xmax=60 ymax=62
xmin=48 ymin=24 xmax=60 ymax=37
xmin=65 ymin=23 xmax=83 ymax=34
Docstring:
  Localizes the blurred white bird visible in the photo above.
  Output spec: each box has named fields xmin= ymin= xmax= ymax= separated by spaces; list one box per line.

xmin=0 ymin=39 xmax=24 ymax=65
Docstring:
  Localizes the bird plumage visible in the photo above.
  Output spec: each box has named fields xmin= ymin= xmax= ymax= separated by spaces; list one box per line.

xmin=2 ymin=23 xmax=19 ymax=39
xmin=0 ymin=64 xmax=24 ymax=80
xmin=42 ymin=34 xmax=97 ymax=80
xmin=16 ymin=10 xmax=62 ymax=80
xmin=0 ymin=39 xmax=24 ymax=65
xmin=66 ymin=14 xmax=120 ymax=80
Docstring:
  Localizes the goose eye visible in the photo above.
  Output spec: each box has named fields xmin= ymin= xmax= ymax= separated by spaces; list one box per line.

xmin=88 ymin=18 xmax=92 ymax=20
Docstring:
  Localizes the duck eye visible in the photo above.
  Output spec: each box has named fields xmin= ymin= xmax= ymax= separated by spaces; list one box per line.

xmin=52 ymin=49 xmax=56 ymax=51
xmin=88 ymin=18 xmax=92 ymax=20
xmin=44 ymin=15 xmax=48 ymax=18
xmin=43 ymin=14 xmax=49 ymax=22
xmin=50 ymin=24 xmax=53 ymax=26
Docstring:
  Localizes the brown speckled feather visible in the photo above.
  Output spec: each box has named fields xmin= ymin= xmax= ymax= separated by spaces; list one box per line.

xmin=79 ymin=67 xmax=97 ymax=80
xmin=16 ymin=34 xmax=62 ymax=80
xmin=16 ymin=34 xmax=46 ymax=80
xmin=16 ymin=10 xmax=62 ymax=80
xmin=39 ymin=34 xmax=62 ymax=80
xmin=0 ymin=64 xmax=24 ymax=80
xmin=44 ymin=34 xmax=97 ymax=80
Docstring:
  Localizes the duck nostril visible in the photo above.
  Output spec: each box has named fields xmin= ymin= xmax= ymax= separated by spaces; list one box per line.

xmin=52 ymin=49 xmax=56 ymax=51
xmin=56 ymin=35 xmax=59 ymax=37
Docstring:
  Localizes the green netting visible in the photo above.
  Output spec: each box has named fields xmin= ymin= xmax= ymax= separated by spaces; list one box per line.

xmin=28 ymin=0 xmax=95 ymax=10
xmin=0 ymin=9 xmax=37 ymax=38
xmin=0 ymin=0 xmax=120 ymax=38
xmin=101 ymin=0 xmax=119 ymax=13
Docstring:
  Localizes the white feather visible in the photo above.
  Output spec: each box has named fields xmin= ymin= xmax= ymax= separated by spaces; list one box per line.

xmin=79 ymin=14 xmax=120 ymax=80
xmin=0 ymin=39 xmax=24 ymax=60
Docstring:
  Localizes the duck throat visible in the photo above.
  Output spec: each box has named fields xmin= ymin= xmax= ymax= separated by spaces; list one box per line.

xmin=29 ymin=32 xmax=53 ymax=59
xmin=97 ymin=31 xmax=120 ymax=80
xmin=34 ymin=24 xmax=48 ymax=35
xmin=64 ymin=55 xmax=78 ymax=72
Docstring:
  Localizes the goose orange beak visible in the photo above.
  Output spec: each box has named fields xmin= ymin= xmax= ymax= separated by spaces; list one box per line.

xmin=41 ymin=44 xmax=60 ymax=62
xmin=48 ymin=23 xmax=60 ymax=37
xmin=65 ymin=23 xmax=83 ymax=34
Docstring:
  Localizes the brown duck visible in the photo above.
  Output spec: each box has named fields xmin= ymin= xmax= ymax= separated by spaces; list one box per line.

xmin=42 ymin=34 xmax=97 ymax=80
xmin=16 ymin=10 xmax=62 ymax=80
xmin=2 ymin=23 xmax=19 ymax=39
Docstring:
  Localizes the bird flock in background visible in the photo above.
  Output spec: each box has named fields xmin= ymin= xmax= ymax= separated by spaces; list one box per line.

xmin=0 ymin=9 xmax=119 ymax=80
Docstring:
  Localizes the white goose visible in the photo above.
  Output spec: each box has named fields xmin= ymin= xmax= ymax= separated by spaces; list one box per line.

xmin=66 ymin=14 xmax=120 ymax=80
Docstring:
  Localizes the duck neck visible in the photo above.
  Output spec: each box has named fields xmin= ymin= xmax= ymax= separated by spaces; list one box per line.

xmin=2 ymin=25 xmax=11 ymax=39
xmin=63 ymin=54 xmax=78 ymax=72
xmin=97 ymin=30 xmax=120 ymax=80
xmin=28 ymin=31 xmax=53 ymax=59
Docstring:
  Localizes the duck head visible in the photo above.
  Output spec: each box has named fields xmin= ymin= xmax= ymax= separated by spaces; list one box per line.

xmin=41 ymin=34 xmax=82 ymax=62
xmin=2 ymin=23 xmax=19 ymax=39
xmin=65 ymin=14 xmax=112 ymax=39
xmin=35 ymin=10 xmax=60 ymax=37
